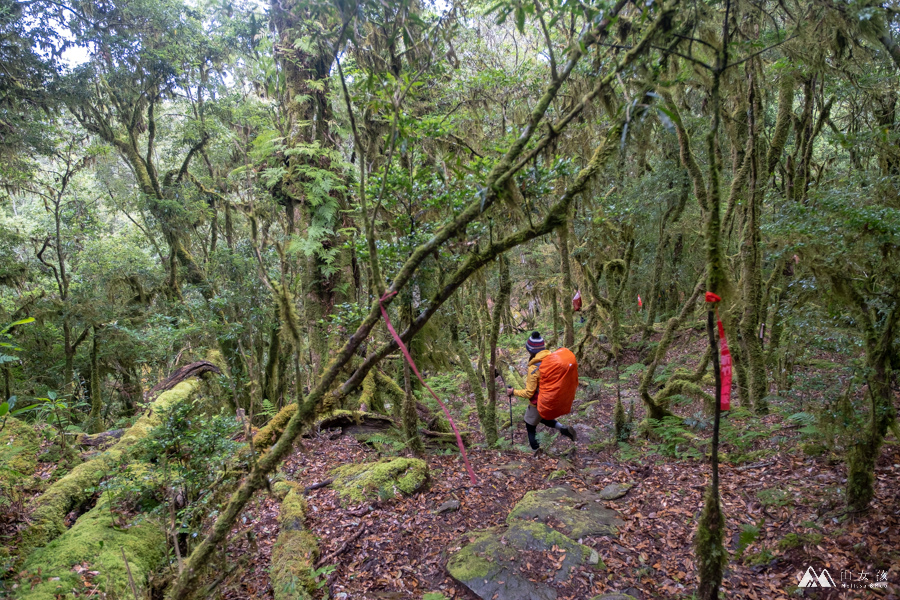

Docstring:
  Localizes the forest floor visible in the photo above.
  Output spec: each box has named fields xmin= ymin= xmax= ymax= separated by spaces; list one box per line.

xmin=215 ymin=327 xmax=900 ymax=600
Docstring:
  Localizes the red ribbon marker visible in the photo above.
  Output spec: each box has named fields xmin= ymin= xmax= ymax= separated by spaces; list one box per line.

xmin=704 ymin=292 xmax=731 ymax=411
xmin=379 ymin=291 xmax=478 ymax=485
xmin=637 ymin=295 xmax=643 ymax=309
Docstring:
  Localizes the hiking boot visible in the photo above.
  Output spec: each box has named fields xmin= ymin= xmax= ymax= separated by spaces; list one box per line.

xmin=532 ymin=447 xmax=544 ymax=458
xmin=561 ymin=425 xmax=577 ymax=442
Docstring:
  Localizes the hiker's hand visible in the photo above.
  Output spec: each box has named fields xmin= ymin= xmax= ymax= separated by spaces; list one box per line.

xmin=507 ymin=387 xmax=514 ymax=396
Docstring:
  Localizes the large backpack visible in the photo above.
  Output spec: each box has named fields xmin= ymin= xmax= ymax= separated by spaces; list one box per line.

xmin=535 ymin=348 xmax=579 ymax=420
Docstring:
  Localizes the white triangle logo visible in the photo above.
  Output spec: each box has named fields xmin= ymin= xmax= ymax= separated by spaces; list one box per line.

xmin=817 ymin=568 xmax=835 ymax=587
xmin=798 ymin=567 xmax=819 ymax=587
xmin=798 ymin=567 xmax=834 ymax=588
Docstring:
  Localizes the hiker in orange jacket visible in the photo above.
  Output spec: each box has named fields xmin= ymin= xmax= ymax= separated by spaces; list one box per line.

xmin=506 ymin=331 xmax=577 ymax=452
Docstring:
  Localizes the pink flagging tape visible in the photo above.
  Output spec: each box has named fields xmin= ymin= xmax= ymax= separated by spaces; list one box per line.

xmin=379 ymin=291 xmax=477 ymax=485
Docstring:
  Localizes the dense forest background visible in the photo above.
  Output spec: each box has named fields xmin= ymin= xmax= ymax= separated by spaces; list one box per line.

xmin=1 ymin=0 xmax=899 ymax=597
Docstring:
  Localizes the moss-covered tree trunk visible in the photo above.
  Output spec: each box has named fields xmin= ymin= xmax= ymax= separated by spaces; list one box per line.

xmin=263 ymin=323 xmax=281 ymax=405
xmin=485 ymin=255 xmax=511 ymax=446
xmin=695 ymin=26 xmax=729 ymax=599
xmin=401 ymin=359 xmax=424 ymax=454
xmin=558 ymin=214 xmax=575 ymax=347
xmin=736 ymin=76 xmax=793 ymax=414
xmin=452 ymin=331 xmax=487 ymax=428
xmin=87 ymin=326 xmax=104 ymax=434
xmin=842 ymin=295 xmax=898 ymax=511
xmin=550 ymin=287 xmax=559 ymax=348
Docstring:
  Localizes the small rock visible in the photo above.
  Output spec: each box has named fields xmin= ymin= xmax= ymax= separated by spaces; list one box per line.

xmin=588 ymin=550 xmax=600 ymax=565
xmin=435 ymin=499 xmax=461 ymax=514
xmin=491 ymin=471 xmax=507 ymax=480
xmin=598 ymin=482 xmax=633 ymax=500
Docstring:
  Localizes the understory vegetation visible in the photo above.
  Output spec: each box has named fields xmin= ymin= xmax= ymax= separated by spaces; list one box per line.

xmin=1 ymin=0 xmax=899 ymax=596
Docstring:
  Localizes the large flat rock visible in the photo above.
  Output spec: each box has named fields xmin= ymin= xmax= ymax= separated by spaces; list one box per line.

xmin=446 ymin=521 xmax=602 ymax=600
xmin=507 ymin=486 xmax=623 ymax=538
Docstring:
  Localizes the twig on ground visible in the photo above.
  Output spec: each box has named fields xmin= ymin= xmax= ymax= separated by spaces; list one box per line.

xmin=316 ymin=527 xmax=366 ymax=568
xmin=736 ymin=460 xmax=776 ymax=471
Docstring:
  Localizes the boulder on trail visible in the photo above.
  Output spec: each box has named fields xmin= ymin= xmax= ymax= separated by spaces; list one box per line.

xmin=446 ymin=521 xmax=602 ymax=600
xmin=507 ymin=486 xmax=623 ymax=538
xmin=446 ymin=485 xmax=623 ymax=600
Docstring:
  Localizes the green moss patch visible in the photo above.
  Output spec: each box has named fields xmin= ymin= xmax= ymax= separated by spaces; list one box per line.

xmin=507 ymin=487 xmax=622 ymax=539
xmin=331 ymin=457 xmax=428 ymax=505
xmin=777 ymin=532 xmax=824 ymax=551
xmin=17 ymin=500 xmax=166 ymax=600
xmin=0 ymin=417 xmax=39 ymax=481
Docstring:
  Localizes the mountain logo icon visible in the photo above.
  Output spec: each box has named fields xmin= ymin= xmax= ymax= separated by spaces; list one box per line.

xmin=798 ymin=566 xmax=835 ymax=588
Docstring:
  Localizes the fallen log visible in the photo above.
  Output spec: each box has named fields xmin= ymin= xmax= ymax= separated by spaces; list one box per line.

xmin=20 ymin=361 xmax=219 ymax=560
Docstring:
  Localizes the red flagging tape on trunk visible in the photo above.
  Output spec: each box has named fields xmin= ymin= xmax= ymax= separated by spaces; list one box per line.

xmin=379 ymin=292 xmax=478 ymax=485
xmin=704 ymin=292 xmax=732 ymax=411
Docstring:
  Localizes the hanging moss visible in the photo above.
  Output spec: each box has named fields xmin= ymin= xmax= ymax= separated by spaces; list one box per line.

xmin=17 ymin=499 xmax=166 ymax=600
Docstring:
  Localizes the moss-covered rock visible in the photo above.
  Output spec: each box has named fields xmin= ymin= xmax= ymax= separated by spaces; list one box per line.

xmin=446 ymin=520 xmax=603 ymax=600
xmin=0 ymin=417 xmax=39 ymax=480
xmin=22 ymin=377 xmax=204 ymax=556
xmin=16 ymin=500 xmax=166 ymax=600
xmin=331 ymin=457 xmax=428 ymax=504
xmin=270 ymin=482 xmax=319 ymax=600
xmin=507 ymin=487 xmax=622 ymax=539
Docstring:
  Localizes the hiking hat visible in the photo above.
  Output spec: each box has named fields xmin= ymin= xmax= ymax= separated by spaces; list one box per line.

xmin=526 ymin=331 xmax=545 ymax=353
